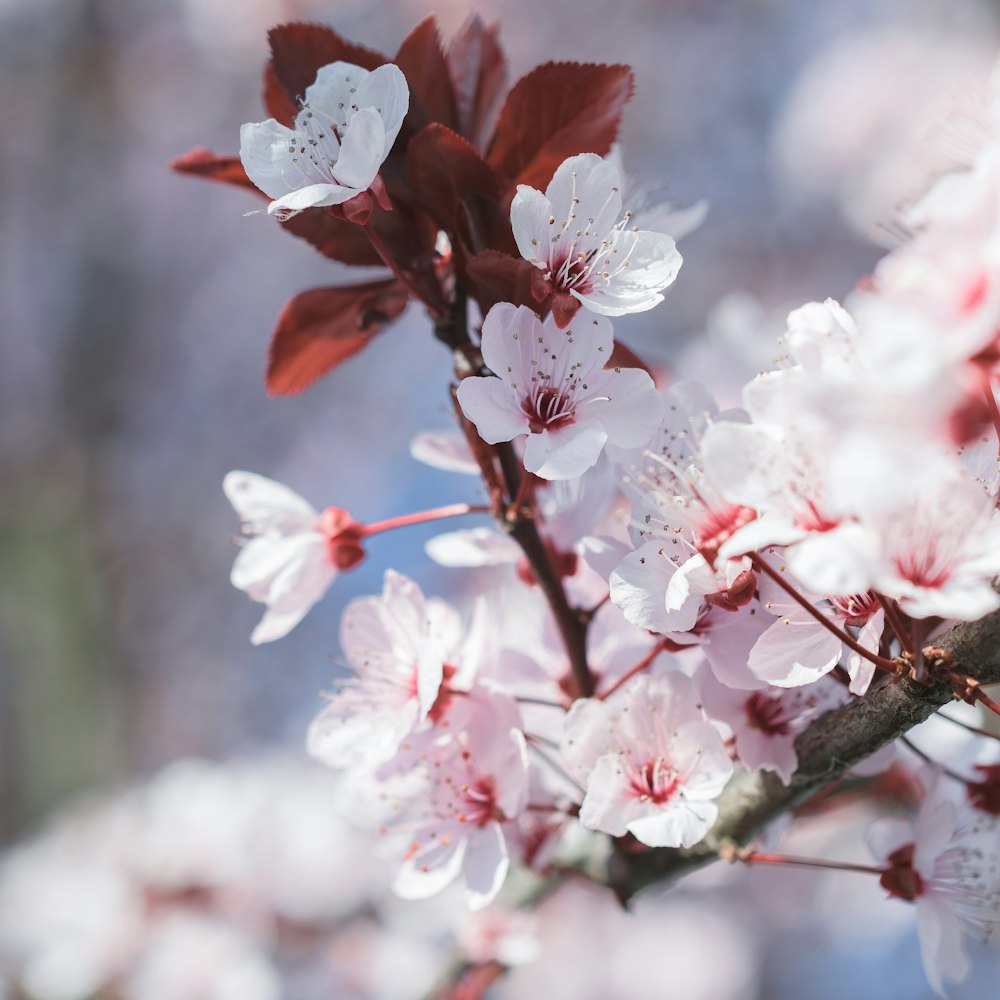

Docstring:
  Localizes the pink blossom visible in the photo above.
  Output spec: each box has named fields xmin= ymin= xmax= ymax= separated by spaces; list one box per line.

xmin=511 ymin=153 xmax=682 ymax=324
xmin=749 ymin=571 xmax=884 ymax=695
xmin=307 ymin=571 xmax=458 ymax=770
xmin=561 ymin=673 xmax=733 ymax=848
xmin=699 ymin=669 xmax=844 ymax=784
xmin=391 ymin=691 xmax=530 ymax=910
xmin=457 ymin=303 xmax=663 ymax=480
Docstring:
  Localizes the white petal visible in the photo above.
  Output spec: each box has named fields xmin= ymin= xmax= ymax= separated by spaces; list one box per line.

xmin=917 ymin=896 xmax=971 ymax=997
xmin=463 ymin=823 xmax=509 ymax=910
xmin=456 ymin=375 xmax=529 ymax=444
xmin=748 ymin=617 xmax=842 ymax=687
xmin=585 ymin=367 xmax=663 ymax=448
xmin=393 ymin=836 xmax=467 ymax=901
xmin=223 ymin=470 xmax=318 ymax=531
xmin=267 ymin=182 xmax=358 ymax=215
xmin=609 ymin=543 xmax=683 ymax=633
xmin=523 ymin=419 xmax=608 ymax=480
xmin=333 ymin=107 xmax=383 ymax=190
xmin=425 ymin=528 xmax=520 ymax=567
xmin=239 ymin=119 xmax=302 ymax=200
xmin=354 ymin=62 xmax=410 ymax=151
xmin=409 ymin=430 xmax=478 ymax=474
xmin=627 ymin=799 xmax=718 ymax=849
xmin=510 ymin=185 xmax=554 ymax=266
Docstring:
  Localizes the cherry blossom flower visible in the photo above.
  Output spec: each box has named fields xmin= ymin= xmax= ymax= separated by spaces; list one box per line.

xmin=240 ymin=61 xmax=409 ymax=219
xmin=511 ymin=153 xmax=682 ymax=325
xmin=609 ymin=382 xmax=756 ymax=633
xmin=870 ymin=775 xmax=1000 ymax=996
xmin=391 ymin=690 xmax=530 ymax=910
xmin=456 ymin=303 xmax=663 ymax=480
xmin=749 ymin=571 xmax=884 ymax=695
xmin=223 ymin=471 xmax=364 ymax=644
xmin=561 ymin=673 xmax=733 ymax=848
xmin=307 ymin=571 xmax=461 ymax=771
xmin=698 ymin=669 xmax=844 ymax=783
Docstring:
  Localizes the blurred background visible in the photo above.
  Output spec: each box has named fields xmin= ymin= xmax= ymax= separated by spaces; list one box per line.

xmin=2 ymin=0 xmax=1000 ymax=996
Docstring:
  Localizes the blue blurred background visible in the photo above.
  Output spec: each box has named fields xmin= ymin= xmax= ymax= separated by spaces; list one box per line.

xmin=2 ymin=0 xmax=998 ymax=950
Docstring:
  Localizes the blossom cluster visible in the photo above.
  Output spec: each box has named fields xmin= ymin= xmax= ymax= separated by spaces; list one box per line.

xmin=172 ymin=16 xmax=1000 ymax=997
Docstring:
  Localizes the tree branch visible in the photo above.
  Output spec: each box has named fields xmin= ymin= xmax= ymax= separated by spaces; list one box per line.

xmin=603 ymin=608 xmax=1000 ymax=901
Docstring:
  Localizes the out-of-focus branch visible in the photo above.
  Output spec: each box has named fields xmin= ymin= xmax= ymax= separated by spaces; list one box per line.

xmin=602 ymin=608 xmax=1000 ymax=901
xmin=434 ymin=291 xmax=596 ymax=699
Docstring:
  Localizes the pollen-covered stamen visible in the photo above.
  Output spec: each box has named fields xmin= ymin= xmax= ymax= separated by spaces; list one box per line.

xmin=628 ymin=756 xmax=680 ymax=805
xmin=521 ymin=384 xmax=576 ymax=433
xmin=830 ymin=590 xmax=880 ymax=628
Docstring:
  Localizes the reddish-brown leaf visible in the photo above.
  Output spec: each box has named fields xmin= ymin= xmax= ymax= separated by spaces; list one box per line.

xmin=467 ymin=250 xmax=548 ymax=316
xmin=262 ymin=61 xmax=298 ymax=127
xmin=267 ymin=22 xmax=386 ymax=107
xmin=446 ymin=15 xmax=507 ymax=152
xmin=394 ymin=17 xmax=459 ymax=132
xmin=606 ymin=339 xmax=657 ymax=381
xmin=266 ymin=281 xmax=409 ymax=397
xmin=367 ymin=200 xmax=449 ymax=317
xmin=280 ymin=210 xmax=382 ymax=267
xmin=172 ymin=148 xmax=381 ymax=265
xmin=407 ymin=124 xmax=499 ymax=231
xmin=170 ymin=148 xmax=259 ymax=194
xmin=487 ymin=62 xmax=634 ymax=193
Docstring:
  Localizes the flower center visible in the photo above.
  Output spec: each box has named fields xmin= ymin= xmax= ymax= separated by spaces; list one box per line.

xmin=744 ymin=692 xmax=791 ymax=736
xmin=694 ymin=503 xmax=757 ymax=566
xmin=830 ymin=591 xmax=879 ymax=628
xmin=879 ymin=843 xmax=924 ymax=901
xmin=630 ymin=757 xmax=680 ymax=805
xmin=522 ymin=385 xmax=576 ymax=433
xmin=457 ymin=775 xmax=501 ymax=827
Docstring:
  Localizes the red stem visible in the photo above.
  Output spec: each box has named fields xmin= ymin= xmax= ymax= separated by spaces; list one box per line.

xmin=732 ymin=850 xmax=883 ymax=876
xmin=874 ymin=593 xmax=915 ymax=658
xmin=750 ymin=553 xmax=900 ymax=673
xmin=975 ymin=689 xmax=1000 ymax=717
xmin=597 ymin=640 xmax=667 ymax=700
xmin=362 ymin=503 xmax=489 ymax=537
xmin=936 ymin=710 xmax=1000 ymax=741
xmin=900 ymin=735 xmax=971 ymax=783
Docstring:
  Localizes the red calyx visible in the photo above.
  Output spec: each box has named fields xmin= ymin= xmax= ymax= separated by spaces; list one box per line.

xmin=318 ymin=507 xmax=366 ymax=570
xmin=879 ymin=843 xmax=923 ymax=901
xmin=968 ymin=764 xmax=1000 ymax=815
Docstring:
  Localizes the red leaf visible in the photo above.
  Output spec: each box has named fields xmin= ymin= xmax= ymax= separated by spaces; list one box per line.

xmin=447 ymin=16 xmax=507 ymax=152
xmin=487 ymin=62 xmax=634 ymax=192
xmin=170 ymin=148 xmax=259 ymax=194
xmin=283 ymin=211 xmax=384 ymax=266
xmin=266 ymin=281 xmax=409 ymax=397
xmin=606 ymin=339 xmax=658 ymax=381
xmin=394 ymin=17 xmax=459 ymax=132
xmin=467 ymin=251 xmax=548 ymax=315
xmin=407 ymin=124 xmax=499 ymax=231
xmin=267 ymin=22 xmax=386 ymax=107
xmin=262 ymin=61 xmax=298 ymax=127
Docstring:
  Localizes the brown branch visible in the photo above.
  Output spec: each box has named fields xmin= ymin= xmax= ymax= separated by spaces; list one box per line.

xmin=601 ymin=607 xmax=1000 ymax=902
xmin=434 ymin=292 xmax=595 ymax=699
